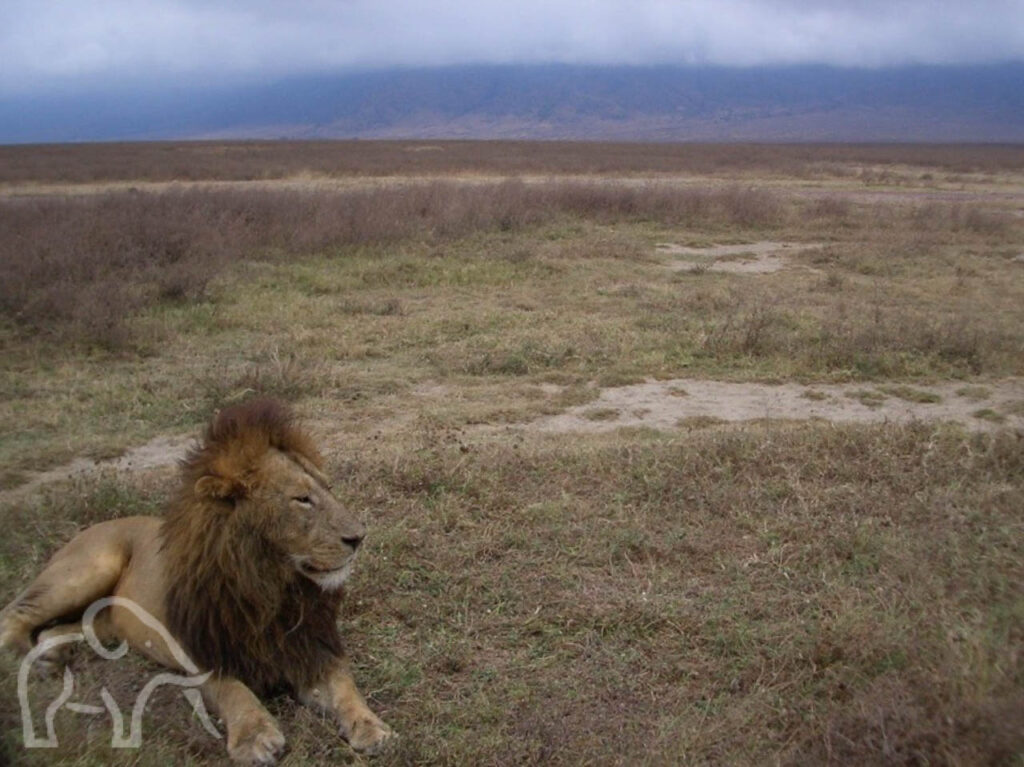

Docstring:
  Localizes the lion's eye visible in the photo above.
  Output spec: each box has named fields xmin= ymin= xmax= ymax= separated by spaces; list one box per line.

xmin=293 ymin=495 xmax=313 ymax=506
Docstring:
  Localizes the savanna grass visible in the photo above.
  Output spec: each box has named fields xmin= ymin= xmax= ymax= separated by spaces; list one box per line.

xmin=2 ymin=164 xmax=1022 ymax=479
xmin=2 ymin=140 xmax=1022 ymax=184
xmin=1 ymin=143 xmax=1023 ymax=765
xmin=2 ymin=423 xmax=1021 ymax=765
xmin=0 ymin=181 xmax=788 ymax=348
xmin=3 ymin=177 xmax=1017 ymax=353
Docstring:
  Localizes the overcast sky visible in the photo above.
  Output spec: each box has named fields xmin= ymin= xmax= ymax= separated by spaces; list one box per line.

xmin=3 ymin=0 xmax=1024 ymax=95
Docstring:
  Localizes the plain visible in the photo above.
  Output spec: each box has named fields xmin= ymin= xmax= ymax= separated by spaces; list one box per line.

xmin=1 ymin=141 xmax=1022 ymax=765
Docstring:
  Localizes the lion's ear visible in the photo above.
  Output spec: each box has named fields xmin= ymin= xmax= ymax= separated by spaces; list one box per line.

xmin=194 ymin=475 xmax=245 ymax=500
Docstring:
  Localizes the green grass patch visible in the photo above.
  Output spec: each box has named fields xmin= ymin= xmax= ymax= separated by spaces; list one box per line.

xmin=973 ymin=408 xmax=1006 ymax=423
xmin=878 ymin=384 xmax=943 ymax=403
xmin=956 ymin=385 xmax=992 ymax=401
xmin=845 ymin=389 xmax=888 ymax=408
xmin=801 ymin=389 xmax=829 ymax=401
xmin=582 ymin=407 xmax=621 ymax=422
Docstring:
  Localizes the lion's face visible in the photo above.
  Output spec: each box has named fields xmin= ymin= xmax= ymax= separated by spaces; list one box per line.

xmin=253 ymin=449 xmax=365 ymax=591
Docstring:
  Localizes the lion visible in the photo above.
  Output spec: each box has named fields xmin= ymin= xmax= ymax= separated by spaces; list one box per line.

xmin=0 ymin=398 xmax=394 ymax=763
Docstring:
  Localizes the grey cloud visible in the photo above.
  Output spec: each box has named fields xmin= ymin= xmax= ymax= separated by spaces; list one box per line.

xmin=2 ymin=0 xmax=1023 ymax=94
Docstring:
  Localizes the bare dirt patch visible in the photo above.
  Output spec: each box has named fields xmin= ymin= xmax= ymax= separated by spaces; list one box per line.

xmin=0 ymin=435 xmax=192 ymax=504
xmin=9 ymin=377 xmax=1021 ymax=500
xmin=529 ymin=378 xmax=1024 ymax=433
xmin=656 ymin=241 xmax=823 ymax=274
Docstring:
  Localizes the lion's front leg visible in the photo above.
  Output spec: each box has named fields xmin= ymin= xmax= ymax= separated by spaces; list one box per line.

xmin=203 ymin=675 xmax=286 ymax=765
xmin=298 ymin=658 xmax=394 ymax=754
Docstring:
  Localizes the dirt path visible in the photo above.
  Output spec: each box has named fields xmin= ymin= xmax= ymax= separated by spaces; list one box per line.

xmin=530 ymin=378 xmax=1024 ymax=433
xmin=1 ymin=435 xmax=193 ymax=504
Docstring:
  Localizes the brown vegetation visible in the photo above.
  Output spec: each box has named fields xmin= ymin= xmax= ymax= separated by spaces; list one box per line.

xmin=2 ymin=140 xmax=1023 ymax=184
xmin=0 ymin=182 xmax=784 ymax=347
xmin=2 ymin=423 xmax=1022 ymax=765
xmin=0 ymin=142 xmax=1022 ymax=766
xmin=2 ymin=177 xmax=1016 ymax=351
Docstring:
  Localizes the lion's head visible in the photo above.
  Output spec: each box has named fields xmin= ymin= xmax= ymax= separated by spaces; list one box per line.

xmin=161 ymin=399 xmax=361 ymax=693
xmin=250 ymin=446 xmax=365 ymax=591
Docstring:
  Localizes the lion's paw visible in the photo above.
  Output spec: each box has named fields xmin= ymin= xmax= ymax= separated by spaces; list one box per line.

xmin=32 ymin=633 xmax=78 ymax=677
xmin=228 ymin=715 xmax=286 ymax=765
xmin=346 ymin=716 xmax=396 ymax=755
xmin=0 ymin=614 xmax=32 ymax=657
xmin=31 ymin=652 xmax=72 ymax=678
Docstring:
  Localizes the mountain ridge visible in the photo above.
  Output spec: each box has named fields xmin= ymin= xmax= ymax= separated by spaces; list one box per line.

xmin=2 ymin=63 xmax=1022 ymax=144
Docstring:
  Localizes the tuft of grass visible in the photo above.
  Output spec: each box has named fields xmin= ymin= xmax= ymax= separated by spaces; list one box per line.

xmin=338 ymin=297 xmax=404 ymax=316
xmin=582 ymin=407 xmax=621 ymax=422
xmin=846 ymin=389 xmax=887 ymax=408
xmin=0 ymin=470 xmax=29 ymax=492
xmin=676 ymin=415 xmax=726 ymax=429
xmin=195 ymin=351 xmax=335 ymax=411
xmin=821 ymin=270 xmax=846 ymax=291
xmin=1001 ymin=399 xmax=1024 ymax=416
xmin=878 ymin=385 xmax=942 ymax=403
xmin=972 ymin=408 xmax=1006 ymax=423
xmin=957 ymin=385 xmax=992 ymax=401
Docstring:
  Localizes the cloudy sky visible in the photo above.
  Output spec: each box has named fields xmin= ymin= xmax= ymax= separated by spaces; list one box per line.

xmin=3 ymin=0 xmax=1024 ymax=95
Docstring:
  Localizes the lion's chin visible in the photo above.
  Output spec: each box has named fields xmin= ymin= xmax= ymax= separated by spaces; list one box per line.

xmin=298 ymin=559 xmax=353 ymax=591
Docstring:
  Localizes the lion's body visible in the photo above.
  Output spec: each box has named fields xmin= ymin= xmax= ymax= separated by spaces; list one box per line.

xmin=0 ymin=516 xmax=174 ymax=665
xmin=0 ymin=399 xmax=393 ymax=763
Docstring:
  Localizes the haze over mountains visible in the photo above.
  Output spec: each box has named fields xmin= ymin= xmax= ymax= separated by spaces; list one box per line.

xmin=2 ymin=63 xmax=1022 ymax=144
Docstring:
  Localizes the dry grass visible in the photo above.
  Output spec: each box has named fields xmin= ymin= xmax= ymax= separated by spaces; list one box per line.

xmin=2 ymin=170 xmax=1022 ymax=479
xmin=2 ymin=140 xmax=1022 ymax=184
xmin=957 ymin=385 xmax=993 ymax=401
xmin=2 ymin=178 xmax=1019 ymax=359
xmin=0 ymin=181 xmax=786 ymax=348
xmin=878 ymin=385 xmax=943 ymax=404
xmin=1 ymin=142 xmax=1023 ymax=766
xmin=973 ymin=408 xmax=1007 ymax=424
xmin=2 ymin=424 xmax=1022 ymax=765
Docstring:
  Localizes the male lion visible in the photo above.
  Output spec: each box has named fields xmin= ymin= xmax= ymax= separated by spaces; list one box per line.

xmin=0 ymin=398 xmax=394 ymax=763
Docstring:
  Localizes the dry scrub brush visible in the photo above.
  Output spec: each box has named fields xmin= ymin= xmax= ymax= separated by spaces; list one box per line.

xmin=4 ymin=179 xmax=1015 ymax=351
xmin=0 ymin=182 xmax=787 ymax=348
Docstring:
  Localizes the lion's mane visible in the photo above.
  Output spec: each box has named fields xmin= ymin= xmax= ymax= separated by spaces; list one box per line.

xmin=161 ymin=399 xmax=344 ymax=693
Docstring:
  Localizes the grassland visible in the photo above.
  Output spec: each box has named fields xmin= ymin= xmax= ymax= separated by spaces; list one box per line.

xmin=1 ymin=141 xmax=1022 ymax=765
xmin=3 ymin=140 xmax=1023 ymax=184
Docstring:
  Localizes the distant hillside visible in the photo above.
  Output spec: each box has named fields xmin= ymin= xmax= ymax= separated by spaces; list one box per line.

xmin=2 ymin=63 xmax=1023 ymax=144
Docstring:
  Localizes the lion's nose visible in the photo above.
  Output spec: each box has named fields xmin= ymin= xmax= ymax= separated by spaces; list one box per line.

xmin=342 ymin=534 xmax=363 ymax=551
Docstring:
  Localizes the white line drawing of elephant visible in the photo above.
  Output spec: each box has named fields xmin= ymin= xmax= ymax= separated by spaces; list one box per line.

xmin=18 ymin=596 xmax=221 ymax=749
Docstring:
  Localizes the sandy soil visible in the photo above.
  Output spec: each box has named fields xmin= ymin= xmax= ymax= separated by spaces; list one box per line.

xmin=5 ymin=379 xmax=1020 ymax=502
xmin=656 ymin=241 xmax=824 ymax=274
xmin=530 ymin=378 xmax=1024 ymax=434
xmin=2 ymin=435 xmax=192 ymax=504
